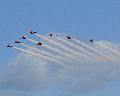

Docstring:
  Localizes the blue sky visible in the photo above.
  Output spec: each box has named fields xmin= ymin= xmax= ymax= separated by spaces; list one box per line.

xmin=0 ymin=0 xmax=120 ymax=95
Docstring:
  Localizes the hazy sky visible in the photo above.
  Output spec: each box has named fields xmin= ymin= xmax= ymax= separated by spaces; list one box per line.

xmin=0 ymin=0 xmax=120 ymax=95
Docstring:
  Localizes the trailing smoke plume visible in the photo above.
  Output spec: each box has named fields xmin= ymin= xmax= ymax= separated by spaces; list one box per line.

xmin=0 ymin=34 xmax=120 ymax=96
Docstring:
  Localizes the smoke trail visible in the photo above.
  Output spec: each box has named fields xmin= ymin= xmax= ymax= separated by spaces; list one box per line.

xmin=45 ymin=44 xmax=88 ymax=63
xmin=13 ymin=46 xmax=68 ymax=67
xmin=55 ymin=37 xmax=110 ymax=61
xmin=14 ymin=46 xmax=34 ymax=55
xmin=93 ymin=41 xmax=120 ymax=62
xmin=72 ymin=39 xmax=115 ymax=62
xmin=35 ymin=34 xmax=87 ymax=59
xmin=26 ymin=38 xmax=86 ymax=62
xmin=20 ymin=43 xmax=71 ymax=64
xmin=24 ymin=36 xmax=116 ymax=63
xmin=1 ymin=40 xmax=120 ymax=96
xmin=96 ymin=41 xmax=120 ymax=57
xmin=27 ymin=38 xmax=38 ymax=44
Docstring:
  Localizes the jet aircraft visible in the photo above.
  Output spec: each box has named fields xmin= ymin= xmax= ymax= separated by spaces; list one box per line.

xmin=30 ymin=30 xmax=37 ymax=34
xmin=7 ymin=44 xmax=12 ymax=47
xmin=89 ymin=39 xmax=94 ymax=42
xmin=49 ymin=33 xmax=53 ymax=37
xmin=67 ymin=36 xmax=71 ymax=39
xmin=15 ymin=40 xmax=21 ymax=43
xmin=37 ymin=42 xmax=42 ymax=46
xmin=20 ymin=36 xmax=27 ymax=39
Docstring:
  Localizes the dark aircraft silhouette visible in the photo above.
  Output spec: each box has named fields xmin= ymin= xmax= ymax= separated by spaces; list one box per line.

xmin=20 ymin=36 xmax=27 ymax=39
xmin=37 ymin=42 xmax=42 ymax=46
xmin=30 ymin=30 xmax=37 ymax=34
xmin=15 ymin=40 xmax=21 ymax=43
xmin=7 ymin=44 xmax=12 ymax=47
xmin=67 ymin=36 xmax=71 ymax=39
xmin=49 ymin=33 xmax=53 ymax=37
xmin=89 ymin=39 xmax=94 ymax=42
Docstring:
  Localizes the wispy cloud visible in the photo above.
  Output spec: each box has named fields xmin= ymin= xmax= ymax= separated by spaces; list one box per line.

xmin=1 ymin=38 xmax=120 ymax=95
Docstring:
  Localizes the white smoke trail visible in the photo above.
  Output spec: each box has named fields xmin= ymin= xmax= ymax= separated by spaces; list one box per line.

xmin=1 ymin=40 xmax=120 ymax=96
xmin=20 ymin=43 xmax=71 ymax=64
xmin=96 ymin=41 xmax=120 ymax=57
xmin=72 ymin=39 xmax=115 ymax=62
xmin=22 ymin=35 xmax=118 ymax=63
xmin=26 ymin=38 xmax=86 ymax=62
xmin=93 ymin=41 xmax=120 ymax=62
xmin=55 ymin=37 xmax=110 ymax=61
xmin=13 ymin=46 xmax=68 ymax=67
xmin=35 ymin=34 xmax=87 ymax=59
xmin=27 ymin=38 xmax=38 ymax=44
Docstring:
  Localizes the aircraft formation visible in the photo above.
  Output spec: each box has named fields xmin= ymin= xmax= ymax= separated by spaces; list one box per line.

xmin=7 ymin=30 xmax=94 ymax=48
xmin=7 ymin=30 xmax=119 ymax=68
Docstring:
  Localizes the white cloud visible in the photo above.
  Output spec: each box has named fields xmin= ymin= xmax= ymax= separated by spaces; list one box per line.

xmin=0 ymin=41 xmax=120 ymax=96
